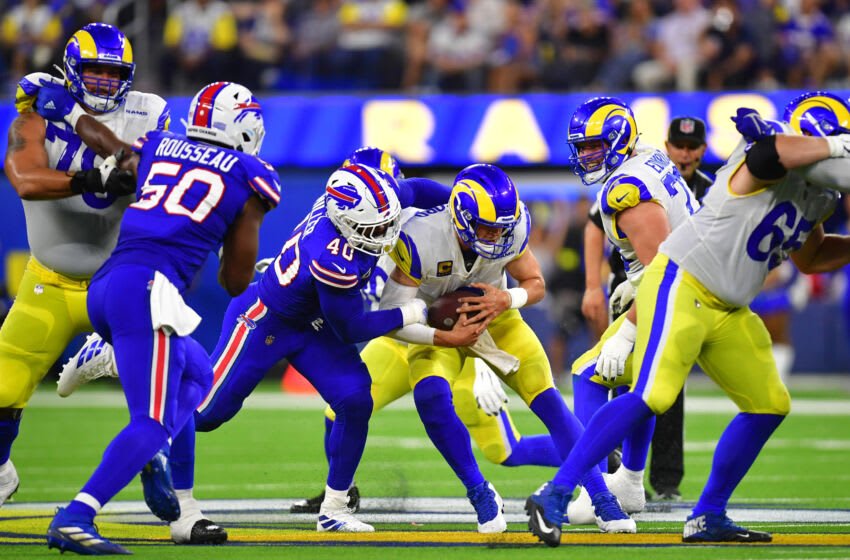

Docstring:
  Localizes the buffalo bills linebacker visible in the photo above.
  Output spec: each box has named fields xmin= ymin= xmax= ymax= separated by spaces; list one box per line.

xmin=0 ymin=23 xmax=169 ymax=512
xmin=45 ymin=81 xmax=279 ymax=555
xmin=527 ymin=94 xmax=850 ymax=546
xmin=170 ymin=163 xmax=432 ymax=534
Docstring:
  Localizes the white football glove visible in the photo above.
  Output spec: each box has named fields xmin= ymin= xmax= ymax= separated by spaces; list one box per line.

xmin=255 ymin=257 xmax=274 ymax=274
xmin=399 ymin=298 xmax=428 ymax=327
xmin=595 ymin=318 xmax=637 ymax=383
xmin=473 ymin=359 xmax=509 ymax=416
xmin=608 ymin=281 xmax=637 ymax=317
xmin=826 ymin=134 xmax=850 ymax=158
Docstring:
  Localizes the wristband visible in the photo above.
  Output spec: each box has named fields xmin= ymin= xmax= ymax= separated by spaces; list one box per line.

xmin=507 ymin=287 xmax=528 ymax=309
xmin=618 ymin=317 xmax=637 ymax=343
xmin=68 ymin=104 xmax=87 ymax=130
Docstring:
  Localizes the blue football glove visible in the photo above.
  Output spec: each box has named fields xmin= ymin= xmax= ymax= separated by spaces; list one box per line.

xmin=731 ymin=107 xmax=775 ymax=143
xmin=35 ymin=83 xmax=78 ymax=124
xmin=15 ymin=72 xmax=63 ymax=114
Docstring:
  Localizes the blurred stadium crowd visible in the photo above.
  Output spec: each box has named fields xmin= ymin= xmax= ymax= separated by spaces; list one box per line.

xmin=4 ymin=0 xmax=850 ymax=94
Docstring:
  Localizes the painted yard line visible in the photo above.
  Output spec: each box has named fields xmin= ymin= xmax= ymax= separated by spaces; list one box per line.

xmin=28 ymin=391 xmax=850 ymax=416
xmin=6 ymin=499 xmax=850 ymax=523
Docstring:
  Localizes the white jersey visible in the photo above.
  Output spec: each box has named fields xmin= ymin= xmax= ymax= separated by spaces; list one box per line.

xmin=597 ymin=143 xmax=699 ymax=284
xmin=22 ymin=91 xmax=170 ymax=277
xmin=662 ymin=136 xmax=839 ymax=308
xmin=388 ymin=203 xmax=530 ymax=302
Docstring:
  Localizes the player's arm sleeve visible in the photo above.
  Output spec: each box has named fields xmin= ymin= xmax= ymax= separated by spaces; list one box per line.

xmin=588 ymin=200 xmax=604 ymax=231
xmin=316 ymin=282 xmax=404 ymax=343
xmin=379 ymin=276 xmax=436 ymax=345
xmin=798 ymin=159 xmax=850 ymax=193
xmin=397 ymin=177 xmax=452 ymax=209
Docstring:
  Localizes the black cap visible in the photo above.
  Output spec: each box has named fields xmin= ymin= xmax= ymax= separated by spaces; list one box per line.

xmin=667 ymin=116 xmax=706 ymax=146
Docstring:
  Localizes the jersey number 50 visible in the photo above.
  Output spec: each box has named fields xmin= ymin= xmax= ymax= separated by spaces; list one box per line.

xmin=130 ymin=161 xmax=224 ymax=222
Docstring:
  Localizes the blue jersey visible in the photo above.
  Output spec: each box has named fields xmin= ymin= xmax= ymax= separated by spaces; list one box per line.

xmin=101 ymin=130 xmax=282 ymax=291
xmin=258 ymin=197 xmax=377 ymax=327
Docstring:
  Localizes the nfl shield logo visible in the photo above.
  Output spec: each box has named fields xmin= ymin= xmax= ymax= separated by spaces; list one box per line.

xmin=680 ymin=119 xmax=695 ymax=134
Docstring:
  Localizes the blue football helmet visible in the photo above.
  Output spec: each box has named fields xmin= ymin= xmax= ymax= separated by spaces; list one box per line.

xmin=63 ymin=23 xmax=135 ymax=113
xmin=783 ymin=91 xmax=850 ymax=137
xmin=450 ymin=164 xmax=520 ymax=259
xmin=567 ymin=96 xmax=638 ymax=185
xmin=325 ymin=164 xmax=402 ymax=256
xmin=343 ymin=147 xmax=404 ymax=180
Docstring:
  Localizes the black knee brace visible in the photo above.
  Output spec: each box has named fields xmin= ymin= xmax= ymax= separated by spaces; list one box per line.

xmin=745 ymin=135 xmax=786 ymax=181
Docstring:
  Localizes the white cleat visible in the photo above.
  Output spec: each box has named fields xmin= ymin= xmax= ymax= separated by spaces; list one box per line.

xmin=467 ymin=481 xmax=507 ymax=534
xmin=57 ymin=334 xmax=118 ymax=397
xmin=566 ymin=485 xmax=595 ymax=525
xmin=317 ymin=509 xmax=375 ymax=532
xmin=317 ymin=487 xmax=374 ymax=532
xmin=0 ymin=460 xmax=19 ymax=506
xmin=604 ymin=467 xmax=646 ymax=514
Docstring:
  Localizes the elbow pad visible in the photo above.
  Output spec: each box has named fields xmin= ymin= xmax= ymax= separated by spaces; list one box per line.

xmin=745 ymin=136 xmax=786 ymax=181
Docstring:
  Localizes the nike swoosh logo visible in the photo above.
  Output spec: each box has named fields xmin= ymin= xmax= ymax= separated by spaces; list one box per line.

xmin=331 ymin=263 xmax=346 ymax=273
xmin=615 ymin=193 xmax=628 ymax=203
xmin=535 ymin=511 xmax=554 ymax=534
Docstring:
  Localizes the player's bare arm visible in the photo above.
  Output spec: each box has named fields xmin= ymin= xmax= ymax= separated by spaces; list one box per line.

xmin=790 ymin=224 xmax=850 ymax=274
xmin=730 ymin=134 xmax=832 ymax=195
xmin=5 ymin=112 xmax=78 ymax=200
xmin=387 ymin=266 xmax=483 ymax=347
xmin=615 ymin=201 xmax=671 ymax=323
xmin=581 ymin=219 xmax=608 ymax=335
xmin=74 ymin=114 xmax=140 ymax=174
xmin=219 ymin=195 xmax=267 ymax=296
xmin=458 ymin=249 xmax=545 ymax=326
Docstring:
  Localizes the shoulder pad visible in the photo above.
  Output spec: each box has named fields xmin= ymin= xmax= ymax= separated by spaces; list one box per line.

xmin=389 ymin=231 xmax=422 ymax=284
xmin=601 ymin=174 xmax=652 ymax=215
xmin=309 ymin=242 xmax=360 ymax=289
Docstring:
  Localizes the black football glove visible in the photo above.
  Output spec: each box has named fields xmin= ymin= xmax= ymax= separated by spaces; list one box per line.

xmin=69 ymin=150 xmax=136 ymax=196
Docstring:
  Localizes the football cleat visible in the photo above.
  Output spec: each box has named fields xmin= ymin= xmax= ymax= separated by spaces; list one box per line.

xmin=604 ymin=467 xmax=646 ymax=513
xmin=140 ymin=449 xmax=180 ymax=522
xmin=683 ymin=512 xmax=772 ymax=543
xmin=467 ymin=481 xmax=507 ymax=534
xmin=0 ymin=460 xmax=20 ymax=506
xmin=58 ymin=333 xmax=118 ymax=397
xmin=592 ymin=491 xmax=637 ymax=533
xmin=47 ymin=507 xmax=131 ymax=555
xmin=291 ymin=484 xmax=360 ymax=514
xmin=525 ymin=482 xmax=570 ymax=547
xmin=171 ymin=517 xmax=228 ymax=545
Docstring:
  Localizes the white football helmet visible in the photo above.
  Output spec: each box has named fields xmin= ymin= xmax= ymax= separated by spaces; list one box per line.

xmin=325 ymin=164 xmax=402 ymax=256
xmin=185 ymin=82 xmax=265 ymax=155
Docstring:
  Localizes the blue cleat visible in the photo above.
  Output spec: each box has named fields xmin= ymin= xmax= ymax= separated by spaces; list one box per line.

xmin=47 ymin=507 xmax=131 ymax=555
xmin=683 ymin=511 xmax=772 ymax=543
xmin=140 ymin=449 xmax=180 ymax=522
xmin=591 ymin=490 xmax=636 ymax=533
xmin=525 ymin=482 xmax=570 ymax=547
xmin=466 ymin=481 xmax=506 ymax=533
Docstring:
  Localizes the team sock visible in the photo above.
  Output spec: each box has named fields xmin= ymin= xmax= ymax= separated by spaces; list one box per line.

xmin=572 ymin=371 xmax=613 ymax=473
xmin=170 ymin=416 xmax=195 ymax=491
xmin=414 ymin=377 xmax=484 ymax=490
xmin=0 ymin=416 xmax=21 ymax=464
xmin=552 ymin=392 xmax=654 ymax=490
xmin=325 ymin=389 xmax=372 ymax=491
xmin=502 ymin=434 xmax=561 ymax=467
xmin=692 ymin=412 xmax=785 ymax=516
xmin=623 ymin=414 xmax=655 ymax=472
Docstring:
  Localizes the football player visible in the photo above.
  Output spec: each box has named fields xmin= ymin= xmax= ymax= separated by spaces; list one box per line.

xmin=292 ymin=149 xmax=564 ymax=514
xmin=44 ymin=80 xmax=279 ymax=555
xmin=527 ymin=93 xmax=850 ymax=547
xmin=562 ymin=97 xmax=700 ymax=524
xmin=0 ymin=23 xmax=169 ymax=511
xmin=379 ymin=164 xmax=634 ymax=534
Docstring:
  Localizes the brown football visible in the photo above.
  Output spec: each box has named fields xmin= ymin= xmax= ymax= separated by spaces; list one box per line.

xmin=427 ymin=287 xmax=484 ymax=331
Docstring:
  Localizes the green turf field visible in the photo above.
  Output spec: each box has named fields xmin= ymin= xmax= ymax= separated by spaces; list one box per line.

xmin=3 ymin=378 xmax=850 ymax=558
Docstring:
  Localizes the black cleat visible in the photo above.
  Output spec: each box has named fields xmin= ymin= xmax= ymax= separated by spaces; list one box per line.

xmin=683 ymin=512 xmax=772 ymax=543
xmin=291 ymin=485 xmax=360 ymax=514
xmin=186 ymin=519 xmax=228 ymax=545
xmin=525 ymin=482 xmax=568 ymax=548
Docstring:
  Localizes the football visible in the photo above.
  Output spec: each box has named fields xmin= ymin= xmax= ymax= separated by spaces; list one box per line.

xmin=427 ymin=287 xmax=484 ymax=331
